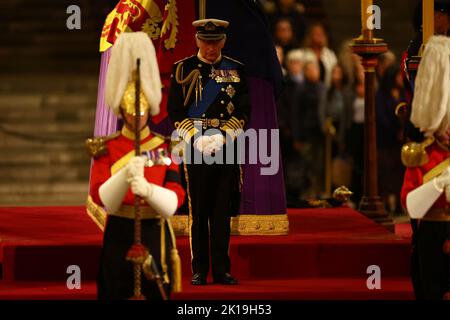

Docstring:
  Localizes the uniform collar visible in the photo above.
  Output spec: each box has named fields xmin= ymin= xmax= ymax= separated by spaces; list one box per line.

xmin=121 ymin=125 xmax=151 ymax=141
xmin=197 ymin=51 xmax=222 ymax=65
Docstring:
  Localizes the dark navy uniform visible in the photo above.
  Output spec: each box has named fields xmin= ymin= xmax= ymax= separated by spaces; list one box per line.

xmin=167 ymin=53 xmax=250 ymax=281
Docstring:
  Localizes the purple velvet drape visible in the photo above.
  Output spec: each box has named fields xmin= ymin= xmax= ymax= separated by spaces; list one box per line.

xmin=94 ymin=49 xmax=119 ymax=136
xmin=238 ymin=77 xmax=286 ymax=215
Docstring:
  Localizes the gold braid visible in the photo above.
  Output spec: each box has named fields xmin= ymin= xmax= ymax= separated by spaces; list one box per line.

xmin=175 ymin=62 xmax=202 ymax=107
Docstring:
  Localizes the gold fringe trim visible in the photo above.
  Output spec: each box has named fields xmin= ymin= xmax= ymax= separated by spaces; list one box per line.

xmin=167 ymin=219 xmax=182 ymax=293
xmin=170 ymin=214 xmax=289 ymax=236
xmin=86 ymin=195 xmax=106 ymax=231
xmin=160 ymin=219 xmax=169 ymax=284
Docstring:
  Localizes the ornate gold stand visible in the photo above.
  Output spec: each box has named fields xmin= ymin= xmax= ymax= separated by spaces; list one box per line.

xmin=351 ymin=31 xmax=394 ymax=231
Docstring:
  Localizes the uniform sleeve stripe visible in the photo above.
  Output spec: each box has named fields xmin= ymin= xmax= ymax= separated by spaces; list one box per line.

xmin=183 ymin=127 xmax=198 ymax=142
xmin=229 ymin=117 xmax=241 ymax=129
xmin=230 ymin=121 xmax=241 ymax=131
xmin=221 ymin=124 xmax=233 ymax=131
xmin=179 ymin=119 xmax=193 ymax=131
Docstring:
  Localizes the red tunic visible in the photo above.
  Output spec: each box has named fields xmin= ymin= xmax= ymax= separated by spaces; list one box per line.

xmin=401 ymin=141 xmax=450 ymax=210
xmin=89 ymin=126 xmax=185 ymax=210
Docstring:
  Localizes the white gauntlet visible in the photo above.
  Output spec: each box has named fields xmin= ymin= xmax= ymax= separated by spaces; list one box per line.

xmin=130 ymin=176 xmax=178 ymax=219
xmin=406 ymin=167 xmax=450 ymax=219
xmin=99 ymin=167 xmax=129 ymax=214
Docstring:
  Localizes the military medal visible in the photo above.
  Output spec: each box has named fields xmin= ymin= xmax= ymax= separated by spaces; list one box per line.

xmin=143 ymin=148 xmax=172 ymax=167
xmin=210 ymin=69 xmax=241 ymax=83
xmin=226 ymin=85 xmax=236 ymax=98
xmin=227 ymin=102 xmax=235 ymax=115
xmin=210 ymin=118 xmax=220 ymax=128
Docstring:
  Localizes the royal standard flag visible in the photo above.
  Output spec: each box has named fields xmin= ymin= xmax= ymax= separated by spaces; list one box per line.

xmin=100 ymin=0 xmax=164 ymax=52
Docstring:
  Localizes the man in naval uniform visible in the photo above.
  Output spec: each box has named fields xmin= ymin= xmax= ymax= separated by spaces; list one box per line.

xmin=88 ymin=32 xmax=185 ymax=299
xmin=167 ymin=19 xmax=251 ymax=285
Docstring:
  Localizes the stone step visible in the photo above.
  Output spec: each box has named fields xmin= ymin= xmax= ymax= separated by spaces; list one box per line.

xmin=0 ymin=182 xmax=89 ymax=206
xmin=0 ymin=132 xmax=90 ymax=148
xmin=0 ymin=164 xmax=90 ymax=182
xmin=0 ymin=122 xmax=94 ymax=136
xmin=1 ymin=6 xmax=101 ymax=20
xmin=0 ymin=182 xmax=89 ymax=194
xmin=6 ymin=19 xmax=99 ymax=33
xmin=1 ymin=109 xmax=95 ymax=123
xmin=0 ymin=32 xmax=99 ymax=47
xmin=0 ymin=60 xmax=100 ymax=74
xmin=0 ymin=148 xmax=91 ymax=166
xmin=0 ymin=45 xmax=98 ymax=59
xmin=0 ymin=94 xmax=97 ymax=111
xmin=0 ymin=75 xmax=99 ymax=94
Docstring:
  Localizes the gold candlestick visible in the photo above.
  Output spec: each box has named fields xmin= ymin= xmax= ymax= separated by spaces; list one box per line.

xmin=423 ymin=0 xmax=434 ymax=46
xmin=352 ymin=0 xmax=393 ymax=231
xmin=361 ymin=0 xmax=373 ymax=40
xmin=199 ymin=0 xmax=206 ymax=20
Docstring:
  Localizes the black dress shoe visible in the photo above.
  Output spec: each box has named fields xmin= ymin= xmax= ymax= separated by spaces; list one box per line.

xmin=191 ymin=273 xmax=207 ymax=285
xmin=213 ymin=273 xmax=238 ymax=285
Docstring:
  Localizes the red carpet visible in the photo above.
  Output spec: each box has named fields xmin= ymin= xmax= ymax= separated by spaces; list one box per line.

xmin=0 ymin=206 xmax=414 ymax=300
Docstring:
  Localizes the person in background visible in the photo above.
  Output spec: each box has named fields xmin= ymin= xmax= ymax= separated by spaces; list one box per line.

xmin=346 ymin=70 xmax=365 ymax=206
xmin=292 ymin=60 xmax=326 ymax=198
xmin=265 ymin=0 xmax=309 ymax=45
xmin=375 ymin=51 xmax=396 ymax=90
xmin=300 ymin=22 xmax=337 ymax=88
xmin=337 ymin=39 xmax=363 ymax=91
xmin=273 ymin=18 xmax=298 ymax=54
xmin=376 ymin=64 xmax=406 ymax=214
xmin=277 ymin=49 xmax=305 ymax=204
xmin=277 ymin=49 xmax=304 ymax=163
xmin=319 ymin=64 xmax=353 ymax=157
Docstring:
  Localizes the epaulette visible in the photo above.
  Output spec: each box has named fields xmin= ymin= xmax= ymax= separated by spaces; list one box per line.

xmin=223 ymin=55 xmax=244 ymax=66
xmin=173 ymin=55 xmax=195 ymax=65
xmin=401 ymin=136 xmax=434 ymax=167
xmin=85 ymin=131 xmax=120 ymax=158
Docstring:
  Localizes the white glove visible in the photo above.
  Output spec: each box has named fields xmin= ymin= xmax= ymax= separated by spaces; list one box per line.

xmin=194 ymin=134 xmax=225 ymax=155
xmin=99 ymin=167 xmax=129 ymax=214
xmin=209 ymin=133 xmax=225 ymax=151
xmin=193 ymin=136 xmax=214 ymax=153
xmin=130 ymin=176 xmax=178 ymax=219
xmin=434 ymin=167 xmax=450 ymax=191
xmin=406 ymin=167 xmax=450 ymax=219
xmin=127 ymin=156 xmax=146 ymax=180
xmin=130 ymin=176 xmax=152 ymax=198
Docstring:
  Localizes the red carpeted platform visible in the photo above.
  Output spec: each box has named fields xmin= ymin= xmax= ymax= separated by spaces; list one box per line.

xmin=0 ymin=206 xmax=414 ymax=300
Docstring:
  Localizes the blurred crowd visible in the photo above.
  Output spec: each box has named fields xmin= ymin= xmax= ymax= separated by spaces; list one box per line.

xmin=264 ymin=0 xmax=407 ymax=213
